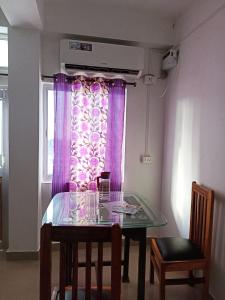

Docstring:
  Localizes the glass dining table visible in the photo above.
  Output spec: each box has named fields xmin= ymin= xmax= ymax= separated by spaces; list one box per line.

xmin=42 ymin=191 xmax=167 ymax=300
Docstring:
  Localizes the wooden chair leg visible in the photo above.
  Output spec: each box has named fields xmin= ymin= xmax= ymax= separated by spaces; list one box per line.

xmin=159 ymin=268 xmax=165 ymax=300
xmin=189 ymin=270 xmax=195 ymax=286
xmin=202 ymin=269 xmax=209 ymax=300
xmin=150 ymin=258 xmax=154 ymax=284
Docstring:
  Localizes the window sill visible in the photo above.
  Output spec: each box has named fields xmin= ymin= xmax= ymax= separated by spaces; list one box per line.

xmin=41 ymin=180 xmax=52 ymax=185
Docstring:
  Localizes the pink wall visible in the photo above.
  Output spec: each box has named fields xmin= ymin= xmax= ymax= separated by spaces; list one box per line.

xmin=161 ymin=3 xmax=225 ymax=299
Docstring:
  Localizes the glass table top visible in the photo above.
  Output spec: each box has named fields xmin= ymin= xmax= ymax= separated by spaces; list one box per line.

xmin=42 ymin=192 xmax=167 ymax=229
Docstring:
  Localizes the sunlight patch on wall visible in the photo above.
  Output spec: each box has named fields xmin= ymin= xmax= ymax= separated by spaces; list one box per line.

xmin=170 ymin=97 xmax=200 ymax=237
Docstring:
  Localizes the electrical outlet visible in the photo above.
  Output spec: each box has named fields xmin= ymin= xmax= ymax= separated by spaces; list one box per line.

xmin=141 ymin=155 xmax=152 ymax=164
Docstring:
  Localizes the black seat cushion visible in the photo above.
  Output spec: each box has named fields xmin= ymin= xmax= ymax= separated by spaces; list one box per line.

xmin=156 ymin=237 xmax=204 ymax=261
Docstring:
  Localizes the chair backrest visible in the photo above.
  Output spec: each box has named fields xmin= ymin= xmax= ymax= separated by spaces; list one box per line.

xmin=189 ymin=181 xmax=214 ymax=259
xmin=40 ymin=223 xmax=122 ymax=300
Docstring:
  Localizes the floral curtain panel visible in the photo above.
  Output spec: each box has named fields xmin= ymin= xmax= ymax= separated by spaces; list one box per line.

xmin=52 ymin=74 xmax=125 ymax=197
xmin=69 ymin=79 xmax=109 ymax=191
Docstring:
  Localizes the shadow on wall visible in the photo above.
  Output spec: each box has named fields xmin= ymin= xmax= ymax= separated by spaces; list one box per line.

xmin=210 ymin=192 xmax=225 ymax=299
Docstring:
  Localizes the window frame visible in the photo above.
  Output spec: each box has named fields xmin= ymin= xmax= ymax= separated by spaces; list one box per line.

xmin=42 ymin=83 xmax=54 ymax=182
xmin=0 ymin=28 xmax=8 ymax=174
xmin=0 ymin=31 xmax=8 ymax=71
xmin=0 ymin=86 xmax=8 ymax=175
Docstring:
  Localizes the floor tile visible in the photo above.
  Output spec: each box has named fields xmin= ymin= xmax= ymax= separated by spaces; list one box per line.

xmin=0 ymin=245 xmax=203 ymax=300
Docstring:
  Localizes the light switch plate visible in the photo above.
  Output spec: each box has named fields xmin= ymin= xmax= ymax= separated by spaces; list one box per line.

xmin=141 ymin=155 xmax=152 ymax=164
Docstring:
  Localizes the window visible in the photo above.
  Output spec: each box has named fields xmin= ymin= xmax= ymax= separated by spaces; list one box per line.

xmin=0 ymin=26 xmax=8 ymax=72
xmin=0 ymin=40 xmax=8 ymax=68
xmin=43 ymin=80 xmax=126 ymax=186
xmin=43 ymin=84 xmax=54 ymax=181
xmin=0 ymin=26 xmax=8 ymax=172
xmin=0 ymin=88 xmax=7 ymax=171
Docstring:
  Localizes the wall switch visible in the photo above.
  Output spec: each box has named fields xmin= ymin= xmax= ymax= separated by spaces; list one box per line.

xmin=141 ymin=155 xmax=152 ymax=164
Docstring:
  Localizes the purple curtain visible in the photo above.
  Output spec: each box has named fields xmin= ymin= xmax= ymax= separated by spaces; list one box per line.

xmin=51 ymin=74 xmax=71 ymax=197
xmin=105 ymin=79 xmax=126 ymax=191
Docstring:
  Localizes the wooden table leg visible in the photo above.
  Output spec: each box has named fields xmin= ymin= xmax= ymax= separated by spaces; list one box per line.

xmin=122 ymin=236 xmax=130 ymax=282
xmin=122 ymin=228 xmax=147 ymax=300
xmin=137 ymin=229 xmax=146 ymax=300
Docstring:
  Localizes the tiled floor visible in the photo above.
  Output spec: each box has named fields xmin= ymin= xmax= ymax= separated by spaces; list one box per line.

xmin=0 ymin=245 xmax=203 ymax=300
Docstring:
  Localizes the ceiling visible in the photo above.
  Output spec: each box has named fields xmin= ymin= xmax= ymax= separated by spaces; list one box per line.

xmin=45 ymin=0 xmax=195 ymax=20
xmin=0 ymin=0 xmax=195 ymax=31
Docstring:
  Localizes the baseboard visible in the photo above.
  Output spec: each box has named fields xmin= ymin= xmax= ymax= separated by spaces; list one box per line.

xmin=6 ymin=250 xmax=39 ymax=260
xmin=4 ymin=238 xmax=141 ymax=260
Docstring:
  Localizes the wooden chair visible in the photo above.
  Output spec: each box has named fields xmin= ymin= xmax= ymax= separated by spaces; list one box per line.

xmin=150 ymin=181 xmax=214 ymax=300
xmin=40 ymin=223 xmax=122 ymax=300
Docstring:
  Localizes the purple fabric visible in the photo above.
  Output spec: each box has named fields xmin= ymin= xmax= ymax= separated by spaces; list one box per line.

xmin=51 ymin=74 xmax=71 ymax=197
xmin=52 ymin=75 xmax=125 ymax=195
xmin=105 ymin=79 xmax=126 ymax=191
xmin=69 ymin=80 xmax=109 ymax=191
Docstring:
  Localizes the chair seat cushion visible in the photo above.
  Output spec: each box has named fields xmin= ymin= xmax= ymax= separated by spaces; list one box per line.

xmin=56 ymin=287 xmax=111 ymax=300
xmin=155 ymin=237 xmax=204 ymax=261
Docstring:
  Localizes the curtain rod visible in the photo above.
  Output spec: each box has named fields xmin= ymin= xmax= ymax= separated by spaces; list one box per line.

xmin=42 ymin=74 xmax=137 ymax=87
xmin=0 ymin=73 xmax=136 ymax=87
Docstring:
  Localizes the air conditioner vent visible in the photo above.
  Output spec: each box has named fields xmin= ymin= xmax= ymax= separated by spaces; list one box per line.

xmin=65 ymin=64 xmax=140 ymax=76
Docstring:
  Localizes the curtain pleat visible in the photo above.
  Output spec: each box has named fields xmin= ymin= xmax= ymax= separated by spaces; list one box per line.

xmin=104 ymin=79 xmax=126 ymax=191
xmin=51 ymin=74 xmax=71 ymax=197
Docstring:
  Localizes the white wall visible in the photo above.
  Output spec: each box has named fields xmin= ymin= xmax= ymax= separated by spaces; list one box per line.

xmin=175 ymin=0 xmax=225 ymax=43
xmin=8 ymin=28 xmax=41 ymax=252
xmin=36 ymin=0 xmax=44 ymax=25
xmin=124 ymin=52 xmax=165 ymax=209
xmin=161 ymin=2 xmax=225 ymax=299
xmin=41 ymin=34 xmax=60 ymax=76
xmin=44 ymin=0 xmax=174 ymax=47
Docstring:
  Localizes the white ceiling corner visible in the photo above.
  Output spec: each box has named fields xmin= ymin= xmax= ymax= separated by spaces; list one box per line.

xmin=0 ymin=0 xmax=44 ymax=29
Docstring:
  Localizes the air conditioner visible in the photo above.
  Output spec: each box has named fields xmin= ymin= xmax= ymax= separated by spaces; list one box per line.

xmin=162 ymin=49 xmax=177 ymax=71
xmin=60 ymin=39 xmax=144 ymax=79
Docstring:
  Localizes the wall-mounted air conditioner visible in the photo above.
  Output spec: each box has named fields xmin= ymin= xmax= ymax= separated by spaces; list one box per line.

xmin=162 ymin=49 xmax=178 ymax=71
xmin=60 ymin=39 xmax=144 ymax=79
